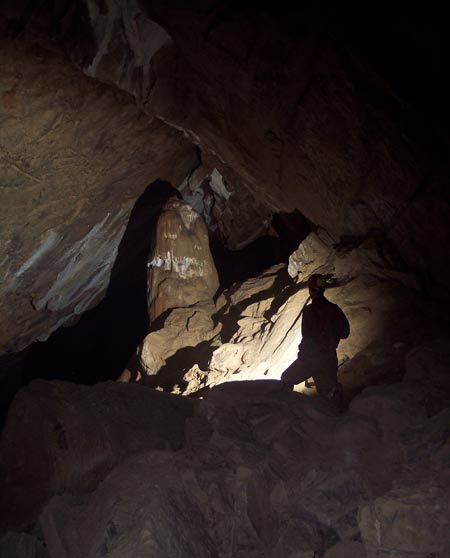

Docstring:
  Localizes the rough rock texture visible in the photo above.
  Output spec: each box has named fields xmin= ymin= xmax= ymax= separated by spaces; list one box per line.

xmin=138 ymin=5 xmax=427 ymax=235
xmin=178 ymin=163 xmax=274 ymax=250
xmin=4 ymin=3 xmax=447 ymax=286
xmin=0 ymin=532 xmax=47 ymax=558
xmin=0 ymin=34 xmax=198 ymax=355
xmin=35 ymin=358 xmax=450 ymax=558
xmin=147 ymin=198 xmax=219 ymax=321
xmin=132 ymin=246 xmax=440 ymax=397
xmin=354 ymin=339 xmax=450 ymax=557
xmin=122 ymin=300 xmax=221 ymax=384
xmin=0 ymin=379 xmax=195 ymax=531
xmin=324 ymin=541 xmax=366 ymax=558
xmin=130 ymin=264 xmax=303 ymax=391
xmin=358 ymin=406 xmax=450 ymax=557
xmin=38 ymin=386 xmax=394 ymax=557
xmin=1 ymin=2 xmax=449 ymax=387
xmin=1 ymin=340 xmax=449 ymax=556
xmin=288 ymin=230 xmax=420 ymax=290
xmin=44 ymin=0 xmax=449 ymax=295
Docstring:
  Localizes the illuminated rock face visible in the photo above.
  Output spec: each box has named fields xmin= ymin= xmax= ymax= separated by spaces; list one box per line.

xmin=147 ymin=197 xmax=219 ymax=322
xmin=0 ymin=35 xmax=197 ymax=355
xmin=133 ymin=240 xmax=436 ymax=396
xmin=0 ymin=2 xmax=449 ymax=368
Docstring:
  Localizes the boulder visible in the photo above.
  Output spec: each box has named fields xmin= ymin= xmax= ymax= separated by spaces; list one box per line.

xmin=0 ymin=532 xmax=47 ymax=558
xmin=128 ymin=301 xmax=221 ymax=387
xmin=359 ymin=403 xmax=450 ymax=557
xmin=36 ymin=384 xmax=408 ymax=557
xmin=358 ymin=482 xmax=450 ymax=557
xmin=288 ymin=229 xmax=335 ymax=280
xmin=324 ymin=541 xmax=366 ymax=558
xmin=349 ymin=384 xmax=427 ymax=440
xmin=0 ymin=380 xmax=195 ymax=531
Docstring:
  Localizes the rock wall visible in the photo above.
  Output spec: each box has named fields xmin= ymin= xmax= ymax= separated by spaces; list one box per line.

xmin=4 ymin=2 xmax=447 ymax=286
xmin=0 ymin=34 xmax=198 ymax=355
xmin=0 ymin=2 xmax=449 ymax=393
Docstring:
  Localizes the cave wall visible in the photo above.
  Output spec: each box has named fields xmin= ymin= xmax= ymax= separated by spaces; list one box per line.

xmin=1 ymin=1 xmax=449 ymax=376
xmin=0 ymin=31 xmax=198 ymax=355
xmin=6 ymin=1 xmax=447 ymax=291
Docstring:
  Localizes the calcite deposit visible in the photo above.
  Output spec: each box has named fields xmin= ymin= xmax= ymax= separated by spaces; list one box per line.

xmin=146 ymin=197 xmax=219 ymax=321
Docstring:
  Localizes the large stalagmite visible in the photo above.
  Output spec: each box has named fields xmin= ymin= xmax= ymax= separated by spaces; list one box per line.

xmin=146 ymin=197 xmax=219 ymax=322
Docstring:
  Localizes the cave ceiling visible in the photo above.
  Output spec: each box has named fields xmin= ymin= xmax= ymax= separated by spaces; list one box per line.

xmin=1 ymin=0 xmax=450 ymax=358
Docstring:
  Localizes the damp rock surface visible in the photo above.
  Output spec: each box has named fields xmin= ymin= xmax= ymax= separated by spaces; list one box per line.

xmin=0 ymin=532 xmax=47 ymax=558
xmin=0 ymin=380 xmax=195 ymax=531
xmin=33 ymin=366 xmax=450 ymax=558
xmin=0 ymin=34 xmax=197 ymax=355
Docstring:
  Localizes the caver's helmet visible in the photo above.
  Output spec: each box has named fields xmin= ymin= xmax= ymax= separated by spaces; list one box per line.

xmin=307 ymin=273 xmax=326 ymax=293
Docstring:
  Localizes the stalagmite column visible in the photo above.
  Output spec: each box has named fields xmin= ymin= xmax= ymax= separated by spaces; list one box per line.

xmin=147 ymin=198 xmax=219 ymax=322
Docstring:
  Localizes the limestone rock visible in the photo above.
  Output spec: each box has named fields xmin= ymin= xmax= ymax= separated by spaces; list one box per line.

xmin=5 ymin=2 xmax=445 ymax=296
xmin=0 ymin=532 xmax=47 ymax=558
xmin=37 ymin=384 xmax=407 ymax=557
xmin=359 ymin=400 xmax=450 ymax=557
xmin=178 ymin=163 xmax=274 ymax=251
xmin=324 ymin=541 xmax=366 ymax=558
xmin=288 ymin=229 xmax=335 ymax=279
xmin=4 ymin=370 xmax=450 ymax=557
xmin=358 ymin=482 xmax=450 ymax=557
xmin=131 ymin=301 xmax=221 ymax=385
xmin=147 ymin=198 xmax=219 ymax=322
xmin=349 ymin=384 xmax=427 ymax=440
xmin=0 ymin=379 xmax=195 ymax=531
xmin=0 ymin=35 xmax=197 ymax=355
xmin=133 ymin=244 xmax=439 ymax=397
xmin=175 ymin=259 xmax=428 ymax=395
xmin=404 ymin=338 xmax=450 ymax=390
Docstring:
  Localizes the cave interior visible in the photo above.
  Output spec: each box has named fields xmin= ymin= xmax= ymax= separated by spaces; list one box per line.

xmin=1 ymin=2 xmax=450 ymax=557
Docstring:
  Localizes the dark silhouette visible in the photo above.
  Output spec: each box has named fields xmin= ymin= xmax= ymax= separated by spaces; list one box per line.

xmin=281 ymin=274 xmax=349 ymax=406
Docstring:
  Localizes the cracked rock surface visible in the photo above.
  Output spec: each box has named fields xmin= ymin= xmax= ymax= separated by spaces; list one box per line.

xmin=0 ymin=34 xmax=197 ymax=354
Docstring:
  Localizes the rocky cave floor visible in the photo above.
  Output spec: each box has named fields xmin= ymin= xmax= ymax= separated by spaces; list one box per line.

xmin=1 ymin=283 xmax=450 ymax=558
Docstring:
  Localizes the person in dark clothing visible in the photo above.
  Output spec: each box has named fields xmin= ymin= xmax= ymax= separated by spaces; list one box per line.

xmin=281 ymin=274 xmax=350 ymax=402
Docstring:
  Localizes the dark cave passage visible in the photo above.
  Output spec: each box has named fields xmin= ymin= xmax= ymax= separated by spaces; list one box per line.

xmin=22 ymin=180 xmax=179 ymax=387
xmin=210 ymin=210 xmax=312 ymax=289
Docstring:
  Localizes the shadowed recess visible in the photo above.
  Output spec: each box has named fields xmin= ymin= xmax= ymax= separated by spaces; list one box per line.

xmin=22 ymin=180 xmax=180 ymax=386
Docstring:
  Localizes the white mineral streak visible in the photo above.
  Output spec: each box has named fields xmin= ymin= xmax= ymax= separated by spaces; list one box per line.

xmin=35 ymin=210 xmax=126 ymax=312
xmin=16 ymin=229 xmax=61 ymax=277
xmin=149 ymin=253 xmax=204 ymax=279
xmin=210 ymin=168 xmax=232 ymax=200
xmin=155 ymin=115 xmax=203 ymax=146
xmin=85 ymin=0 xmax=119 ymax=77
xmin=85 ymin=0 xmax=172 ymax=97
xmin=122 ymin=3 xmax=172 ymax=67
